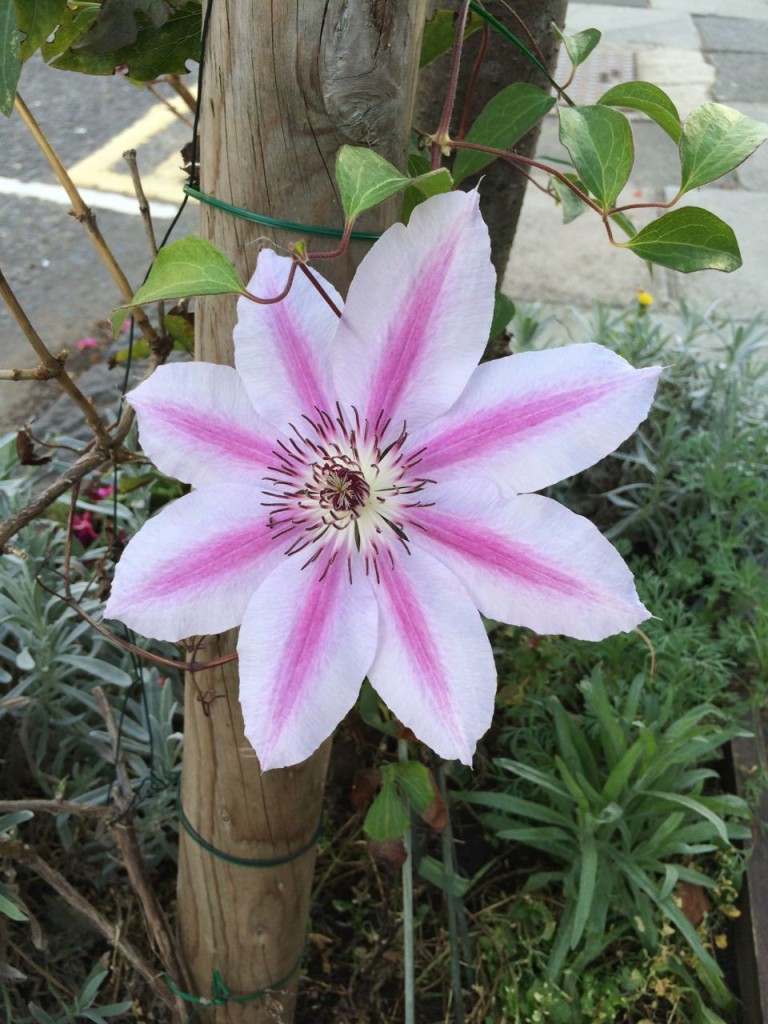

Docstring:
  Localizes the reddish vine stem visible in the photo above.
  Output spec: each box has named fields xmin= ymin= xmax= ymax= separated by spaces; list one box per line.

xmin=298 ymin=263 xmax=343 ymax=318
xmin=243 ymin=257 xmax=298 ymax=305
xmin=431 ymin=0 xmax=473 ymax=169
xmin=457 ymin=22 xmax=490 ymax=141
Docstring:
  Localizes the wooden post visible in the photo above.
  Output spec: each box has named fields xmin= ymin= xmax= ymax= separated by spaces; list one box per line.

xmin=176 ymin=3 xmax=426 ymax=1021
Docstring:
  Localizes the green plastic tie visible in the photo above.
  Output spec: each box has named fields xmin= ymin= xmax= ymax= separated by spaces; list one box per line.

xmin=177 ymin=795 xmax=322 ymax=867
xmin=166 ymin=958 xmax=301 ymax=1013
xmin=184 ymin=184 xmax=382 ymax=241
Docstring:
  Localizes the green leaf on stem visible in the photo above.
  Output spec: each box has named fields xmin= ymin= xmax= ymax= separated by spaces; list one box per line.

xmin=0 ymin=0 xmax=22 ymax=117
xmin=363 ymin=777 xmax=410 ymax=841
xmin=609 ymin=210 xmax=637 ymax=239
xmin=598 ymin=81 xmax=681 ymax=143
xmin=41 ymin=5 xmax=99 ymax=62
xmin=554 ymin=25 xmax=601 ymax=69
xmin=680 ymin=103 xmax=768 ymax=193
xmin=50 ymin=4 xmax=199 ymax=79
xmin=551 ymin=173 xmax=590 ymax=224
xmin=390 ymin=761 xmax=434 ymax=815
xmin=420 ymin=9 xmax=483 ymax=68
xmin=621 ymin=207 xmax=741 ymax=273
xmin=489 ymin=292 xmax=515 ymax=339
xmin=122 ymin=236 xmax=245 ymax=311
xmin=15 ymin=0 xmax=68 ymax=61
xmin=452 ymin=83 xmax=556 ymax=184
xmin=0 ymin=888 xmax=28 ymax=922
xmin=73 ymin=0 xmax=177 ymax=54
xmin=559 ymin=104 xmax=634 ymax=211
xmin=336 ymin=145 xmax=451 ymax=222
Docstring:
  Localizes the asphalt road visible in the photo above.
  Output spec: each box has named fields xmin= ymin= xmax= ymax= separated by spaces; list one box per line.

xmin=0 ymin=56 xmax=196 ymax=430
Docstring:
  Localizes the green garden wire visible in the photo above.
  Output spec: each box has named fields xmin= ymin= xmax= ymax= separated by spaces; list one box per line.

xmin=166 ymin=960 xmax=302 ymax=1019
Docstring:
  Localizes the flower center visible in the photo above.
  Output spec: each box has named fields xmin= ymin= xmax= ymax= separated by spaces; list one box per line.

xmin=263 ymin=405 xmax=432 ymax=581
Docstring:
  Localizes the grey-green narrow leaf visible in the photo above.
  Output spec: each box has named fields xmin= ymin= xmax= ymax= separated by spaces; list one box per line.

xmin=554 ymin=25 xmax=601 ymax=69
xmin=559 ymin=105 xmax=634 ymax=210
xmin=0 ymin=0 xmax=22 ymax=117
xmin=363 ymin=780 xmax=410 ymax=841
xmin=453 ymin=83 xmax=556 ymax=184
xmin=680 ymin=103 xmax=768 ymax=193
xmin=126 ymin=237 xmax=245 ymax=307
xmin=622 ymin=207 xmax=741 ymax=273
xmin=598 ymin=81 xmax=681 ymax=143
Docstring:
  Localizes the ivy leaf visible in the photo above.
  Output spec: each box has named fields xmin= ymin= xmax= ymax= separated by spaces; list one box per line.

xmin=621 ymin=207 xmax=741 ymax=273
xmin=420 ymin=9 xmax=483 ymax=67
xmin=121 ymin=237 xmax=245 ymax=310
xmin=41 ymin=5 xmax=98 ymax=62
xmin=363 ymin=777 xmax=410 ymax=841
xmin=73 ymin=0 xmax=177 ymax=54
xmin=51 ymin=4 xmax=199 ymax=79
xmin=559 ymin=105 xmax=634 ymax=211
xmin=680 ymin=103 xmax=768 ymax=194
xmin=598 ymin=81 xmax=681 ymax=143
xmin=14 ymin=0 xmax=67 ymax=61
xmin=453 ymin=83 xmax=556 ymax=184
xmin=0 ymin=0 xmax=22 ymax=117
xmin=554 ymin=25 xmax=601 ymax=69
xmin=336 ymin=145 xmax=451 ymax=222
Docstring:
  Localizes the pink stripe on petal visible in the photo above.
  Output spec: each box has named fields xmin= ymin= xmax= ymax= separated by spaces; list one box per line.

xmin=141 ymin=402 xmax=275 ymax=470
xmin=238 ymin=560 xmax=379 ymax=770
xmin=144 ymin=524 xmax=274 ymax=601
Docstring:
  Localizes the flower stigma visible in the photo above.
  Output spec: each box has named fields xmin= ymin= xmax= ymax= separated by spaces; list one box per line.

xmin=262 ymin=404 xmax=433 ymax=582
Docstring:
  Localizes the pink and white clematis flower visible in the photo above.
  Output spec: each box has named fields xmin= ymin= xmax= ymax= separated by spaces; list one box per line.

xmin=105 ymin=191 xmax=660 ymax=770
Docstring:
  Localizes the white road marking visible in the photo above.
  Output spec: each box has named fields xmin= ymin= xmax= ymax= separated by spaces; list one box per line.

xmin=0 ymin=175 xmax=181 ymax=218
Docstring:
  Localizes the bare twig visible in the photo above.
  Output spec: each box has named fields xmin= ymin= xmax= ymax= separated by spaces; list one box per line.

xmin=0 ymin=366 xmax=60 ymax=381
xmin=165 ymin=74 xmax=196 ymax=113
xmin=123 ymin=150 xmax=159 ymax=258
xmin=146 ymin=82 xmax=194 ymax=126
xmin=0 ymin=799 xmax=112 ymax=819
xmin=0 ymin=839 xmax=177 ymax=1012
xmin=0 ymin=403 xmax=135 ymax=550
xmin=93 ymin=688 xmax=191 ymax=1007
xmin=14 ymin=93 xmax=162 ymax=349
xmin=0 ymin=267 xmax=113 ymax=448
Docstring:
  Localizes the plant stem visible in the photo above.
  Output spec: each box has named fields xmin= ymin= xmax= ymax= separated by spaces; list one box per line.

xmin=14 ymin=92 xmax=161 ymax=349
xmin=431 ymin=0 xmax=472 ymax=169
xmin=398 ymin=738 xmax=415 ymax=1024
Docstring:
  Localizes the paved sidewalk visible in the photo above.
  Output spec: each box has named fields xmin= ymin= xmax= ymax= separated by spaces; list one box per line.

xmin=504 ymin=0 xmax=768 ymax=322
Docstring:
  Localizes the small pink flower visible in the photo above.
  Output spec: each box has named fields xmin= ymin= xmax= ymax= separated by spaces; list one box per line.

xmin=94 ymin=485 xmax=115 ymax=501
xmin=72 ymin=511 xmax=98 ymax=546
xmin=105 ymin=192 xmax=660 ymax=770
xmin=76 ymin=337 xmax=100 ymax=352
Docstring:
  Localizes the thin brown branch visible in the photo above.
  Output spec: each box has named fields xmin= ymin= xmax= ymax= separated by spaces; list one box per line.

xmin=14 ymin=92 xmax=161 ymax=349
xmin=146 ymin=82 xmax=194 ymax=126
xmin=0 ymin=799 xmax=112 ymax=819
xmin=0 ymin=366 xmax=60 ymax=381
xmin=93 ymin=688 xmax=191 ymax=1005
xmin=0 ymin=401 xmax=136 ymax=550
xmin=0 ymin=839 xmax=177 ymax=1012
xmin=165 ymin=74 xmax=196 ymax=113
xmin=0 ymin=267 xmax=113 ymax=448
xmin=123 ymin=150 xmax=159 ymax=258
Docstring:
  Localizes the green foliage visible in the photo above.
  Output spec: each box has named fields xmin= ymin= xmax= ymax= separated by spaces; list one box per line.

xmin=558 ymin=105 xmax=634 ymax=211
xmin=420 ymin=8 xmax=483 ymax=68
xmin=598 ymin=81 xmax=682 ymax=143
xmin=363 ymin=760 xmax=434 ymax=840
xmin=462 ymin=674 xmax=750 ymax=985
xmin=122 ymin=236 xmax=245 ymax=316
xmin=679 ymin=103 xmax=768 ymax=194
xmin=0 ymin=0 xmax=22 ymax=116
xmin=20 ymin=962 xmax=132 ymax=1023
xmin=452 ymin=83 xmax=555 ymax=184
xmin=554 ymin=25 xmax=602 ymax=70
xmin=335 ymin=145 xmax=452 ymax=223
xmin=621 ymin=207 xmax=741 ymax=273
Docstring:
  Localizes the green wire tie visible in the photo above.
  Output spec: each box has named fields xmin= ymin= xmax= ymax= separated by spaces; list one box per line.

xmin=166 ymin=958 xmax=301 ymax=1011
xmin=178 ymin=795 xmax=322 ymax=868
xmin=184 ymin=184 xmax=382 ymax=241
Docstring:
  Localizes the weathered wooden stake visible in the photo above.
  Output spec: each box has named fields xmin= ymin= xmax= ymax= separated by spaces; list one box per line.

xmin=177 ymin=4 xmax=426 ymax=1020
